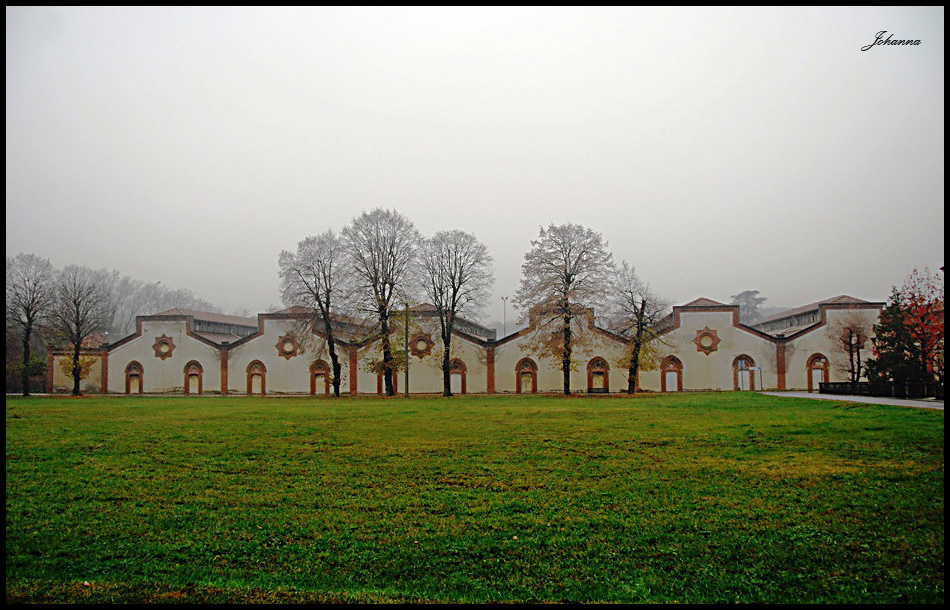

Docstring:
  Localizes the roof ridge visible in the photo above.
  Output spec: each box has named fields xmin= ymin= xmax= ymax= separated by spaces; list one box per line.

xmin=681 ymin=297 xmax=726 ymax=307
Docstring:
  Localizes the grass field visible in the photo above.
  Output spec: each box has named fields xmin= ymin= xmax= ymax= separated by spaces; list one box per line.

xmin=5 ymin=392 xmax=944 ymax=603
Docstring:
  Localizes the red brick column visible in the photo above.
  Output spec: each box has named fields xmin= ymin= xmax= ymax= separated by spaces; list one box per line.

xmin=487 ymin=346 xmax=495 ymax=394
xmin=349 ymin=348 xmax=358 ymax=395
xmin=776 ymin=343 xmax=786 ymax=391
xmin=101 ymin=349 xmax=109 ymax=394
xmin=220 ymin=349 xmax=229 ymax=395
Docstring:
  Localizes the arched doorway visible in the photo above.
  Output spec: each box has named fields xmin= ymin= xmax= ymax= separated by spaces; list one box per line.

xmin=125 ymin=361 xmax=143 ymax=394
xmin=515 ymin=358 xmax=537 ymax=394
xmin=376 ymin=371 xmax=398 ymax=395
xmin=807 ymin=354 xmax=829 ymax=393
xmin=247 ymin=361 xmax=266 ymax=395
xmin=311 ymin=360 xmax=331 ymax=395
xmin=587 ymin=357 xmax=609 ymax=393
xmin=184 ymin=361 xmax=203 ymax=395
xmin=660 ymin=356 xmax=682 ymax=392
xmin=450 ymin=358 xmax=467 ymax=394
xmin=733 ymin=355 xmax=756 ymax=391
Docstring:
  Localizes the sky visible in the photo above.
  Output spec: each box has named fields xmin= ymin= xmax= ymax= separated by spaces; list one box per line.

xmin=6 ymin=7 xmax=944 ymax=325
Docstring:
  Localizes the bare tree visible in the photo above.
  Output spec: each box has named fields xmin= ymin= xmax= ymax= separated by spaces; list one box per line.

xmin=830 ymin=313 xmax=870 ymax=384
xmin=279 ymin=230 xmax=349 ymax=396
xmin=49 ymin=265 xmax=109 ymax=395
xmin=420 ymin=230 xmax=494 ymax=396
xmin=6 ymin=253 xmax=57 ymax=396
xmin=609 ymin=261 xmax=671 ymax=394
xmin=86 ymin=272 xmax=223 ymax=336
xmin=343 ymin=208 xmax=421 ymax=396
xmin=731 ymin=290 xmax=768 ymax=325
xmin=514 ymin=223 xmax=615 ymax=395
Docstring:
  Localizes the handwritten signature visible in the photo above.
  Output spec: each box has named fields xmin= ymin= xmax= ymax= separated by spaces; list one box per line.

xmin=862 ymin=31 xmax=921 ymax=51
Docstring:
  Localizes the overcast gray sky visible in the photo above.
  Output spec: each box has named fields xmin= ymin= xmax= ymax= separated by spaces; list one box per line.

xmin=6 ymin=6 xmax=944 ymax=323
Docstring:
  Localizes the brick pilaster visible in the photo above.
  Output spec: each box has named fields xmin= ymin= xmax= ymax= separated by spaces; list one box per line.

xmin=220 ymin=348 xmax=228 ymax=395
xmin=776 ymin=343 xmax=786 ymax=391
xmin=101 ymin=349 xmax=109 ymax=394
xmin=487 ymin=345 xmax=495 ymax=394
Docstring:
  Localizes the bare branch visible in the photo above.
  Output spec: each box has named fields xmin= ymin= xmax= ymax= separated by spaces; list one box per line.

xmin=278 ymin=230 xmax=351 ymax=396
xmin=48 ymin=265 xmax=110 ymax=395
xmin=513 ymin=223 xmax=615 ymax=394
xmin=420 ymin=230 xmax=494 ymax=396
xmin=6 ymin=253 xmax=57 ymax=396
xmin=342 ymin=208 xmax=421 ymax=395
xmin=608 ymin=261 xmax=671 ymax=393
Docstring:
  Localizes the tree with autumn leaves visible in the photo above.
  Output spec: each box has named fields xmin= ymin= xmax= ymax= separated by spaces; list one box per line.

xmin=866 ymin=268 xmax=944 ymax=384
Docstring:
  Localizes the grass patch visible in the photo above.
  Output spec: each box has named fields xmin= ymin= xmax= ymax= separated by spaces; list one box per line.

xmin=5 ymin=392 xmax=944 ymax=603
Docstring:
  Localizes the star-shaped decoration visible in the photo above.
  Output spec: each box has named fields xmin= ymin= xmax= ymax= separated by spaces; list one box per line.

xmin=693 ymin=327 xmax=720 ymax=355
xmin=410 ymin=333 xmax=434 ymax=358
xmin=276 ymin=333 xmax=299 ymax=360
xmin=152 ymin=334 xmax=176 ymax=360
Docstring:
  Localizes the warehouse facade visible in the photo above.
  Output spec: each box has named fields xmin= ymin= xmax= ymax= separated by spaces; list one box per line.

xmin=49 ymin=297 xmax=883 ymax=395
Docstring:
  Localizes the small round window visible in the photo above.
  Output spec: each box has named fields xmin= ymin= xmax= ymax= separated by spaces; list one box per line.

xmin=409 ymin=333 xmax=434 ymax=358
xmin=275 ymin=333 xmax=299 ymax=359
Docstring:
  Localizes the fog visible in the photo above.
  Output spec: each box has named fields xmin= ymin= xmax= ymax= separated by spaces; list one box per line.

xmin=6 ymin=7 xmax=944 ymax=323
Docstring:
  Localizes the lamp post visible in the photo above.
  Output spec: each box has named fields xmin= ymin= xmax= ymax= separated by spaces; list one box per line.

xmin=501 ymin=296 xmax=508 ymax=337
xmin=405 ymin=302 xmax=410 ymax=398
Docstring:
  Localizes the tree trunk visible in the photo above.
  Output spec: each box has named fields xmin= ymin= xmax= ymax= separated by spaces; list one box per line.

xmin=21 ymin=327 xmax=32 ymax=397
xmin=328 ymin=339 xmax=341 ymax=397
xmin=855 ymin=342 xmax=863 ymax=383
xmin=71 ymin=343 xmax=82 ymax=396
xmin=562 ymin=311 xmax=572 ymax=395
xmin=442 ymin=338 xmax=452 ymax=397
xmin=380 ymin=312 xmax=394 ymax=396
xmin=627 ymin=338 xmax=642 ymax=395
xmin=439 ymin=312 xmax=454 ymax=397
xmin=628 ymin=306 xmax=647 ymax=394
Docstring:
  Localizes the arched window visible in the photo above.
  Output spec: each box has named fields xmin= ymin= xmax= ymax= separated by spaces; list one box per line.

xmin=660 ymin=356 xmax=682 ymax=392
xmin=247 ymin=360 xmax=266 ymax=395
xmin=450 ymin=358 xmax=467 ymax=395
xmin=587 ymin=357 xmax=609 ymax=393
xmin=807 ymin=353 xmax=829 ymax=393
xmin=733 ymin=355 xmax=756 ymax=391
xmin=311 ymin=360 xmax=331 ymax=395
xmin=184 ymin=360 xmax=203 ymax=395
xmin=125 ymin=361 xmax=143 ymax=395
xmin=515 ymin=357 xmax=538 ymax=394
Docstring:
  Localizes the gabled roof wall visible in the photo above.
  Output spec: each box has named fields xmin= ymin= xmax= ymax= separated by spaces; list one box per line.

xmin=751 ymin=296 xmax=879 ymax=337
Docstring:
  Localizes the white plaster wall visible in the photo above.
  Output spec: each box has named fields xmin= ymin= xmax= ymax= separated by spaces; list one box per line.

xmin=397 ymin=333 xmax=490 ymax=394
xmin=352 ymin=317 xmax=492 ymax=394
xmin=493 ymin=323 xmax=628 ymax=393
xmin=393 ymin=318 xmax=449 ymax=394
xmin=354 ymin=341 xmax=385 ymax=395
xmin=226 ymin=318 xmax=351 ymax=394
xmin=99 ymin=307 xmax=880 ymax=396
xmin=107 ymin=319 xmax=221 ymax=393
xmin=448 ymin=335 xmax=491 ymax=393
xmin=640 ymin=310 xmax=778 ymax=392
xmin=783 ymin=307 xmax=880 ymax=390
xmin=52 ymin=353 xmax=103 ymax=393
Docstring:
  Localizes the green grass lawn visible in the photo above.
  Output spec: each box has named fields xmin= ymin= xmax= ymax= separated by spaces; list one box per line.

xmin=5 ymin=392 xmax=944 ymax=603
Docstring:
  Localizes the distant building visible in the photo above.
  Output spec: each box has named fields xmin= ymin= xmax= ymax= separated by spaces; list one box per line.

xmin=152 ymin=308 xmax=258 ymax=344
xmin=751 ymin=296 xmax=872 ymax=337
xmin=49 ymin=296 xmax=884 ymax=395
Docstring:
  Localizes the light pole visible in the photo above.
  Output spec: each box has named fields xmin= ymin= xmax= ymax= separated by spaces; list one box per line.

xmin=501 ymin=296 xmax=508 ymax=337
xmin=405 ymin=301 xmax=410 ymax=398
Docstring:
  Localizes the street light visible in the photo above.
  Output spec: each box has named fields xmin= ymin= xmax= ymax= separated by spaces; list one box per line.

xmin=501 ymin=296 xmax=508 ymax=337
